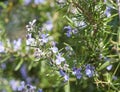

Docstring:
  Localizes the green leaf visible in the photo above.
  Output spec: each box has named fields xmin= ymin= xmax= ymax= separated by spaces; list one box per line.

xmin=98 ymin=61 xmax=111 ymax=71
xmin=98 ymin=58 xmax=118 ymax=71
xmin=14 ymin=59 xmax=23 ymax=71
xmin=105 ymin=0 xmax=117 ymax=10
xmin=28 ymin=60 xmax=34 ymax=70
xmin=0 ymin=56 xmax=10 ymax=63
xmin=64 ymin=15 xmax=74 ymax=26
xmin=0 ymin=2 xmax=7 ymax=9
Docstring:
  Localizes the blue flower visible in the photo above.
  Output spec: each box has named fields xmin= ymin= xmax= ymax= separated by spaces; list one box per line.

xmin=17 ymin=81 xmax=36 ymax=91
xmin=13 ymin=38 xmax=22 ymax=51
xmin=34 ymin=0 xmax=45 ymax=5
xmin=44 ymin=21 xmax=53 ymax=31
xmin=59 ymin=69 xmax=69 ymax=82
xmin=26 ymin=84 xmax=36 ymax=90
xmin=51 ymin=46 xmax=58 ymax=53
xmin=17 ymin=81 xmax=25 ymax=91
xmin=72 ymin=28 xmax=78 ymax=34
xmin=72 ymin=67 xmax=82 ymax=79
xmin=104 ymin=7 xmax=111 ymax=17
xmin=104 ymin=0 xmax=111 ymax=17
xmin=59 ymin=69 xmax=66 ymax=76
xmin=20 ymin=64 xmax=28 ymax=79
xmin=9 ymin=80 xmax=19 ymax=91
xmin=107 ymin=65 xmax=112 ymax=71
xmin=112 ymin=76 xmax=117 ymax=80
xmin=1 ymin=63 xmax=6 ymax=70
xmin=64 ymin=74 xmax=69 ymax=82
xmin=0 ymin=42 xmax=5 ymax=53
xmin=55 ymin=53 xmax=65 ymax=65
xmin=85 ymin=64 xmax=95 ymax=77
xmin=104 ymin=57 xmax=113 ymax=71
xmin=40 ymin=34 xmax=49 ymax=43
xmin=65 ymin=46 xmax=70 ymax=51
xmin=38 ymin=89 xmax=43 ymax=92
xmin=26 ymin=33 xmax=35 ymax=46
xmin=64 ymin=26 xmax=72 ymax=37
xmin=50 ymin=41 xmax=58 ymax=53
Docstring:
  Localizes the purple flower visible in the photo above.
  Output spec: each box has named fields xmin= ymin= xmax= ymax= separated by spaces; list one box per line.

xmin=50 ymin=41 xmax=58 ymax=53
xmin=17 ymin=81 xmax=36 ymax=91
xmin=1 ymin=63 xmax=6 ymax=70
xmin=38 ymin=89 xmax=43 ymax=92
xmin=72 ymin=67 xmax=82 ymax=79
xmin=34 ymin=48 xmax=43 ymax=58
xmin=44 ymin=21 xmax=53 ymax=31
xmin=34 ymin=0 xmax=45 ymax=5
xmin=26 ymin=33 xmax=35 ymax=46
xmin=17 ymin=81 xmax=25 ymax=91
xmin=65 ymin=46 xmax=70 ymax=51
xmin=9 ymin=80 xmax=19 ymax=91
xmin=13 ymin=38 xmax=22 ymax=51
xmin=85 ymin=64 xmax=95 ymax=77
xmin=40 ymin=34 xmax=49 ymax=43
xmin=104 ymin=7 xmax=111 ymax=17
xmin=112 ymin=76 xmax=117 ymax=80
xmin=104 ymin=57 xmax=113 ymax=71
xmin=72 ymin=28 xmax=78 ymax=34
xmin=59 ymin=69 xmax=66 ymax=76
xmin=0 ymin=42 xmax=5 ymax=53
xmin=64 ymin=74 xmax=69 ymax=82
xmin=104 ymin=0 xmax=111 ymax=17
xmin=107 ymin=65 xmax=112 ymax=71
xmin=51 ymin=41 xmax=57 ymax=46
xmin=26 ymin=84 xmax=36 ymax=90
xmin=26 ymin=77 xmax=33 ymax=84
xmin=55 ymin=53 xmax=65 ymax=65
xmin=59 ymin=69 xmax=69 ymax=82
xmin=20 ymin=64 xmax=28 ymax=79
xmin=64 ymin=26 xmax=72 ymax=37
xmin=50 ymin=46 xmax=58 ymax=53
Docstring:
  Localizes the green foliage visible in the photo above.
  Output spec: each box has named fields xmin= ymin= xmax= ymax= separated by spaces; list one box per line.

xmin=0 ymin=0 xmax=120 ymax=92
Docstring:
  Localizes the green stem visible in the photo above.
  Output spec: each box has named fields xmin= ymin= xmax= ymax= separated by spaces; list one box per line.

xmin=64 ymin=81 xmax=70 ymax=92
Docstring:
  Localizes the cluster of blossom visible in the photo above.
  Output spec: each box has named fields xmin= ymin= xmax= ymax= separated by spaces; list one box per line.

xmin=17 ymin=81 xmax=43 ymax=92
xmin=72 ymin=64 xmax=95 ymax=79
xmin=64 ymin=26 xmax=78 ymax=37
xmin=26 ymin=19 xmax=70 ymax=81
xmin=25 ymin=19 xmax=97 ymax=82
xmin=58 ymin=64 xmax=95 ymax=82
